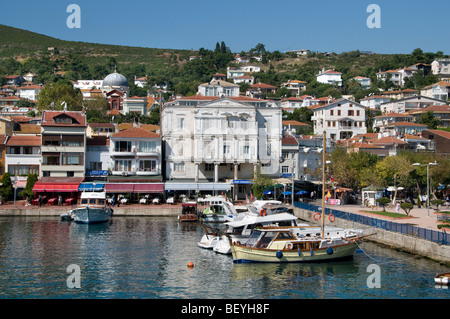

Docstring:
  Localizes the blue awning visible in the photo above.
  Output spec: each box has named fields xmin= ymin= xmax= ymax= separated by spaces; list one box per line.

xmin=78 ymin=183 xmax=105 ymax=192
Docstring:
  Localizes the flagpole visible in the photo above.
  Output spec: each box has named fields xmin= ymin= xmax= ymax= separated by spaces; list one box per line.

xmin=321 ymin=131 xmax=326 ymax=238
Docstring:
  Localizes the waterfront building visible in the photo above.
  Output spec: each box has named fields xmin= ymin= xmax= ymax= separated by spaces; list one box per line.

xmin=310 ymin=98 xmax=366 ymax=140
xmin=40 ymin=110 xmax=87 ymax=178
xmin=161 ymin=96 xmax=282 ymax=199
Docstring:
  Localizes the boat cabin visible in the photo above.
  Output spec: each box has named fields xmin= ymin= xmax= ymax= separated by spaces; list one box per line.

xmin=79 ymin=192 xmax=107 ymax=207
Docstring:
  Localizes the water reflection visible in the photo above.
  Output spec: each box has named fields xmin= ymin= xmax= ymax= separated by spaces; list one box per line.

xmin=0 ymin=217 xmax=448 ymax=299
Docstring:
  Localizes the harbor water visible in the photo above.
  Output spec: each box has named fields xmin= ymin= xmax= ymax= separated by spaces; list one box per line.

xmin=0 ymin=216 xmax=448 ymax=299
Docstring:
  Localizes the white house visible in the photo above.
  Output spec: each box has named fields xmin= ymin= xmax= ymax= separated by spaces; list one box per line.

xmin=227 ymin=67 xmax=245 ymax=79
xmin=352 ymin=76 xmax=371 ymax=89
xmin=310 ymin=98 xmax=366 ymax=140
xmin=233 ymin=76 xmax=254 ymax=85
xmin=73 ymin=80 xmax=103 ymax=90
xmin=134 ymin=76 xmax=147 ymax=88
xmin=421 ymin=81 xmax=450 ymax=101
xmin=16 ymin=85 xmax=43 ymax=101
xmin=376 ymin=70 xmax=403 ymax=87
xmin=316 ymin=69 xmax=342 ymax=86
xmin=380 ymin=95 xmax=446 ymax=114
xmin=432 ymin=58 xmax=450 ymax=80
xmin=359 ymin=95 xmax=391 ymax=109
xmin=198 ymin=79 xmax=240 ymax=97
xmin=240 ymin=65 xmax=261 ymax=73
xmin=372 ymin=112 xmax=413 ymax=132
xmin=281 ymin=80 xmax=307 ymax=95
xmin=161 ymin=96 xmax=282 ymax=198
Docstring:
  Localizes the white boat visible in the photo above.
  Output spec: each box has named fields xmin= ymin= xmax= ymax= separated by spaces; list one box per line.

xmin=435 ymin=272 xmax=450 ymax=285
xmin=198 ymin=224 xmax=222 ymax=249
xmin=200 ymin=196 xmax=240 ymax=223
xmin=71 ymin=192 xmax=113 ymax=224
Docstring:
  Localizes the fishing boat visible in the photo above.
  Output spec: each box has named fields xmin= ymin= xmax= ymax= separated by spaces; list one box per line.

xmin=200 ymin=196 xmax=240 ymax=223
xmin=71 ymin=192 xmax=113 ymax=224
xmin=434 ymin=272 xmax=450 ymax=285
xmin=198 ymin=224 xmax=223 ymax=249
xmin=178 ymin=202 xmax=199 ymax=222
xmin=230 ymin=132 xmax=367 ymax=263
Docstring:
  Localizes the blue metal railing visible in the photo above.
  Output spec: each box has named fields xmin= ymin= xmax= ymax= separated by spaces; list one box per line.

xmin=294 ymin=201 xmax=449 ymax=245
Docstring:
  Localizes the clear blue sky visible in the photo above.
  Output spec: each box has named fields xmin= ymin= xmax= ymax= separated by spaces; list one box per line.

xmin=1 ymin=0 xmax=449 ymax=54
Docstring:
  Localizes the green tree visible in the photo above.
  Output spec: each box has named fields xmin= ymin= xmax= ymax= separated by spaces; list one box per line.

xmin=36 ymin=81 xmax=83 ymax=113
xmin=0 ymin=173 xmax=13 ymax=202
xmin=19 ymin=173 xmax=38 ymax=201
xmin=417 ymin=111 xmax=442 ymax=129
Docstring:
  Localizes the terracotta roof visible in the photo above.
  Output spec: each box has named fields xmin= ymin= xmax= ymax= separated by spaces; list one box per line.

xmin=87 ymin=136 xmax=110 ymax=146
xmin=283 ymin=120 xmax=310 ymax=126
xmin=6 ymin=135 xmax=41 ymax=146
xmin=389 ymin=121 xmax=427 ymax=127
xmin=88 ymin=122 xmax=115 ymax=128
xmin=42 ymin=111 xmax=86 ymax=127
xmin=14 ymin=123 xmax=41 ymax=134
xmin=424 ymin=129 xmax=450 ymax=139
xmin=118 ymin=123 xmax=159 ymax=132
xmin=250 ymin=83 xmax=276 ymax=89
xmin=375 ymin=112 xmax=412 ymax=118
xmin=111 ymin=127 xmax=160 ymax=138
xmin=282 ymin=135 xmax=298 ymax=146
xmin=370 ymin=137 xmax=407 ymax=145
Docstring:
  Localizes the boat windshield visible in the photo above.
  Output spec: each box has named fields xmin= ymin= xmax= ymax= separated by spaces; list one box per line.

xmin=255 ymin=231 xmax=278 ymax=249
xmin=246 ymin=230 xmax=262 ymax=247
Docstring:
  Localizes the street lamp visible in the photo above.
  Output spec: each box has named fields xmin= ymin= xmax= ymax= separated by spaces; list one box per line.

xmin=413 ymin=162 xmax=438 ymax=216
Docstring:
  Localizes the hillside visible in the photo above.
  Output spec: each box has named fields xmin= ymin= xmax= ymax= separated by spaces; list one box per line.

xmin=0 ymin=24 xmax=192 ymax=72
xmin=0 ymin=24 xmax=446 ymax=100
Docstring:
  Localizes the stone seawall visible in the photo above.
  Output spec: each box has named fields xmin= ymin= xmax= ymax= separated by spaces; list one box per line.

xmin=293 ymin=207 xmax=450 ymax=266
xmin=0 ymin=206 xmax=181 ymax=217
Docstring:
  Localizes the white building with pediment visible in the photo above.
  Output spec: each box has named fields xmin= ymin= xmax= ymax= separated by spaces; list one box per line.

xmin=161 ymin=97 xmax=282 ymax=198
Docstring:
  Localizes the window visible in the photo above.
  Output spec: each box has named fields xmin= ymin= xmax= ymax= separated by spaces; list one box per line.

xmin=139 ymin=160 xmax=157 ymax=172
xmin=348 ymin=110 xmax=354 ymax=116
xmin=282 ymin=166 xmax=289 ymax=174
xmin=357 ymin=110 xmax=360 ymax=116
xmin=115 ymin=141 xmax=131 ymax=152
xmin=62 ymin=153 xmax=83 ymax=165
xmin=178 ymin=118 xmax=185 ymax=129
xmin=205 ymin=163 xmax=214 ymax=171
xmin=55 ymin=117 xmax=72 ymax=124
xmin=8 ymin=165 xmax=39 ymax=176
xmin=330 ymin=110 xmax=334 ymax=116
xmin=243 ymin=145 xmax=250 ymax=155
xmin=115 ymin=160 xmax=132 ymax=172
xmin=337 ymin=110 xmax=341 ymax=116
xmin=139 ymin=141 xmax=156 ymax=153
xmin=174 ymin=163 xmax=185 ymax=172
xmin=62 ymin=136 xmax=83 ymax=147
xmin=90 ymin=162 xmax=102 ymax=170
xmin=223 ymin=145 xmax=230 ymax=154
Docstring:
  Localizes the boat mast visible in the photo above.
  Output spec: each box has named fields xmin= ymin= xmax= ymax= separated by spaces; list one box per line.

xmin=321 ymin=131 xmax=326 ymax=238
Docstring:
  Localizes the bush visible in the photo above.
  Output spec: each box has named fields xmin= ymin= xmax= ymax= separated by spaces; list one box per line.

xmin=431 ymin=199 xmax=445 ymax=211
xmin=400 ymin=202 xmax=413 ymax=216
xmin=376 ymin=197 xmax=391 ymax=211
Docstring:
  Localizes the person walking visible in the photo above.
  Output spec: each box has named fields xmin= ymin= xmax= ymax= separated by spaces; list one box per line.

xmin=111 ymin=195 xmax=115 ymax=207
xmin=396 ymin=202 xmax=400 ymax=214
xmin=38 ymin=195 xmax=43 ymax=207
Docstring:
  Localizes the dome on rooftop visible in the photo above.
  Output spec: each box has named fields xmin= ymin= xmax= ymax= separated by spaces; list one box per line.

xmin=103 ymin=72 xmax=129 ymax=87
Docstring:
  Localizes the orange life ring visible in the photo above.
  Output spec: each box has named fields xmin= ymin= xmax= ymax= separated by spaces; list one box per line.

xmin=286 ymin=242 xmax=293 ymax=250
xmin=260 ymin=209 xmax=267 ymax=216
xmin=328 ymin=214 xmax=335 ymax=222
xmin=313 ymin=213 xmax=321 ymax=221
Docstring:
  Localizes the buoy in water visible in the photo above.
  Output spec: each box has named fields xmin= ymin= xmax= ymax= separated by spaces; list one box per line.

xmin=187 ymin=262 xmax=194 ymax=268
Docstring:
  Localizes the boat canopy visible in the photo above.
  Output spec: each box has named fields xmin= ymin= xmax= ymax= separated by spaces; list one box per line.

xmin=225 ymin=212 xmax=298 ymax=228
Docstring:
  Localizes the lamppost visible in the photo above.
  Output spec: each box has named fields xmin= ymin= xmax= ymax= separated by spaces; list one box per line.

xmin=413 ymin=162 xmax=438 ymax=216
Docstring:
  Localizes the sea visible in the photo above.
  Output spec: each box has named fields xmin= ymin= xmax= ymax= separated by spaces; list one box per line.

xmin=0 ymin=216 xmax=448 ymax=305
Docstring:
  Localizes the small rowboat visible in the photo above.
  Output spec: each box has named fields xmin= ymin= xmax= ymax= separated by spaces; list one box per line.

xmin=434 ymin=272 xmax=450 ymax=285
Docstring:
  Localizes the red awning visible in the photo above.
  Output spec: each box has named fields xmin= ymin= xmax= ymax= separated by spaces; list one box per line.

xmin=133 ymin=183 xmax=164 ymax=193
xmin=104 ymin=183 xmax=135 ymax=193
xmin=33 ymin=177 xmax=84 ymax=193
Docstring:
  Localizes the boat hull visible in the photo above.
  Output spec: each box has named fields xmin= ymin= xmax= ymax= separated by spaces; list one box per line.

xmin=178 ymin=214 xmax=198 ymax=222
xmin=198 ymin=234 xmax=220 ymax=249
xmin=435 ymin=273 xmax=450 ymax=285
xmin=202 ymin=214 xmax=233 ymax=223
xmin=72 ymin=207 xmax=113 ymax=224
xmin=231 ymin=242 xmax=359 ymax=263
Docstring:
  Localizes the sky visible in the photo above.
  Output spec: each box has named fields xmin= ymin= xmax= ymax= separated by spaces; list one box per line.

xmin=1 ymin=0 xmax=450 ymax=54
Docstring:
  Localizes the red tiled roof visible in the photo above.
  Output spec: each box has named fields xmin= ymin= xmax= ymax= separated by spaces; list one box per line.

xmin=282 ymin=135 xmax=298 ymax=146
xmin=6 ymin=135 xmax=41 ymax=146
xmin=424 ymin=129 xmax=450 ymax=139
xmin=250 ymin=83 xmax=276 ymax=89
xmin=42 ymin=111 xmax=86 ymax=127
xmin=112 ymin=127 xmax=160 ymax=138
xmin=282 ymin=120 xmax=310 ymax=126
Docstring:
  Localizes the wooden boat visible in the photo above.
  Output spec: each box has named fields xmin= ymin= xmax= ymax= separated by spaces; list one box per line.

xmin=230 ymin=132 xmax=367 ymax=263
xmin=230 ymin=227 xmax=363 ymax=263
xmin=434 ymin=272 xmax=450 ymax=285
xmin=178 ymin=202 xmax=199 ymax=222
xmin=71 ymin=192 xmax=113 ymax=224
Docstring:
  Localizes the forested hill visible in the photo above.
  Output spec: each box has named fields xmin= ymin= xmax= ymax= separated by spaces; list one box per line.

xmin=0 ymin=24 xmax=447 ymax=100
